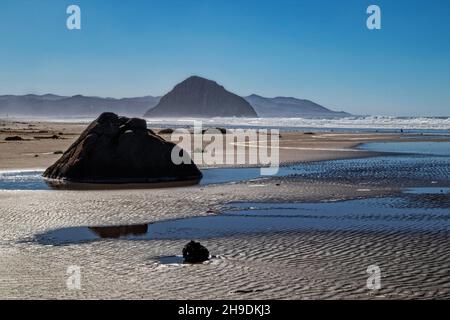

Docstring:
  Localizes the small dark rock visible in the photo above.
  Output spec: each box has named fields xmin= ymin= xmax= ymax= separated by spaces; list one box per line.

xmin=5 ymin=136 xmax=23 ymax=141
xmin=158 ymin=128 xmax=174 ymax=134
xmin=33 ymin=135 xmax=60 ymax=140
xmin=202 ymin=127 xmax=227 ymax=134
xmin=182 ymin=241 xmax=210 ymax=263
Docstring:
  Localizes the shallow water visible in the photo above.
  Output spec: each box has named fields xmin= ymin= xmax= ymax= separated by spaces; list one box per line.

xmin=156 ymin=255 xmax=185 ymax=265
xmin=0 ymin=168 xmax=265 ymax=191
xmin=286 ymin=155 xmax=450 ymax=185
xmin=33 ymin=195 xmax=450 ymax=246
xmin=0 ymin=170 xmax=48 ymax=191
xmin=404 ymin=187 xmax=450 ymax=195
xmin=359 ymin=141 xmax=450 ymax=156
xmin=1 ymin=141 xmax=450 ymax=190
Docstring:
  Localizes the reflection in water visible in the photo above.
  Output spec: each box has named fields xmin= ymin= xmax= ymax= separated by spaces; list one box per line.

xmin=44 ymin=178 xmax=201 ymax=191
xmin=157 ymin=256 xmax=185 ymax=265
xmin=89 ymin=224 xmax=148 ymax=239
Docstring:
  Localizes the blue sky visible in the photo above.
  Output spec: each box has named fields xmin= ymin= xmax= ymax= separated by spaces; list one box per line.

xmin=1 ymin=0 xmax=449 ymax=116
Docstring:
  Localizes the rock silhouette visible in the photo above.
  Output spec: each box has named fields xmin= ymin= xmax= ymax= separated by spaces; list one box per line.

xmin=144 ymin=76 xmax=257 ymax=118
xmin=43 ymin=113 xmax=202 ymax=183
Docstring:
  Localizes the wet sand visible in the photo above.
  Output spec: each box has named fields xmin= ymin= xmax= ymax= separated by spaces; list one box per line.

xmin=0 ymin=119 xmax=449 ymax=299
xmin=1 ymin=179 xmax=449 ymax=299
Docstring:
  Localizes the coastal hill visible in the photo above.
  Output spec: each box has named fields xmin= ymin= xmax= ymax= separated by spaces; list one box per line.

xmin=245 ymin=94 xmax=350 ymax=118
xmin=0 ymin=94 xmax=160 ymax=118
xmin=144 ymin=76 xmax=258 ymax=118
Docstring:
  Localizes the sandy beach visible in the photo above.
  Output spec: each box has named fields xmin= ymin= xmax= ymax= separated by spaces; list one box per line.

xmin=0 ymin=120 xmax=449 ymax=299
xmin=0 ymin=119 xmax=440 ymax=170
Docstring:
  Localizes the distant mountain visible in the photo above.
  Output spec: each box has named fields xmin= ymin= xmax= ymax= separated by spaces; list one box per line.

xmin=244 ymin=94 xmax=351 ymax=118
xmin=0 ymin=80 xmax=351 ymax=119
xmin=144 ymin=76 xmax=257 ymax=118
xmin=0 ymin=94 xmax=160 ymax=117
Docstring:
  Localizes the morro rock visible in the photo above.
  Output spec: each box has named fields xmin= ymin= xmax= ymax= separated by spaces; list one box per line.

xmin=43 ymin=113 xmax=202 ymax=183
xmin=144 ymin=76 xmax=258 ymax=118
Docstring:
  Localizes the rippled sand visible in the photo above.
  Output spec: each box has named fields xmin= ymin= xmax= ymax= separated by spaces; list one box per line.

xmin=0 ymin=174 xmax=449 ymax=299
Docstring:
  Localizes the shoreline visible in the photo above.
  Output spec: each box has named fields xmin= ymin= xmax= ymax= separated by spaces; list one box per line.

xmin=1 ymin=119 xmax=449 ymax=171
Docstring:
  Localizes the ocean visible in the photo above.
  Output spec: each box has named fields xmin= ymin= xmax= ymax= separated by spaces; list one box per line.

xmin=3 ymin=116 xmax=450 ymax=133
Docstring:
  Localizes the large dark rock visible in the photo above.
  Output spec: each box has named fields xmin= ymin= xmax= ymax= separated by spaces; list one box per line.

xmin=144 ymin=76 xmax=258 ymax=118
xmin=43 ymin=113 xmax=202 ymax=183
xmin=182 ymin=241 xmax=210 ymax=263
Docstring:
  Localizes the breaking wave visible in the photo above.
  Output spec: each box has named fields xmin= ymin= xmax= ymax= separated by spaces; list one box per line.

xmin=144 ymin=116 xmax=450 ymax=131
